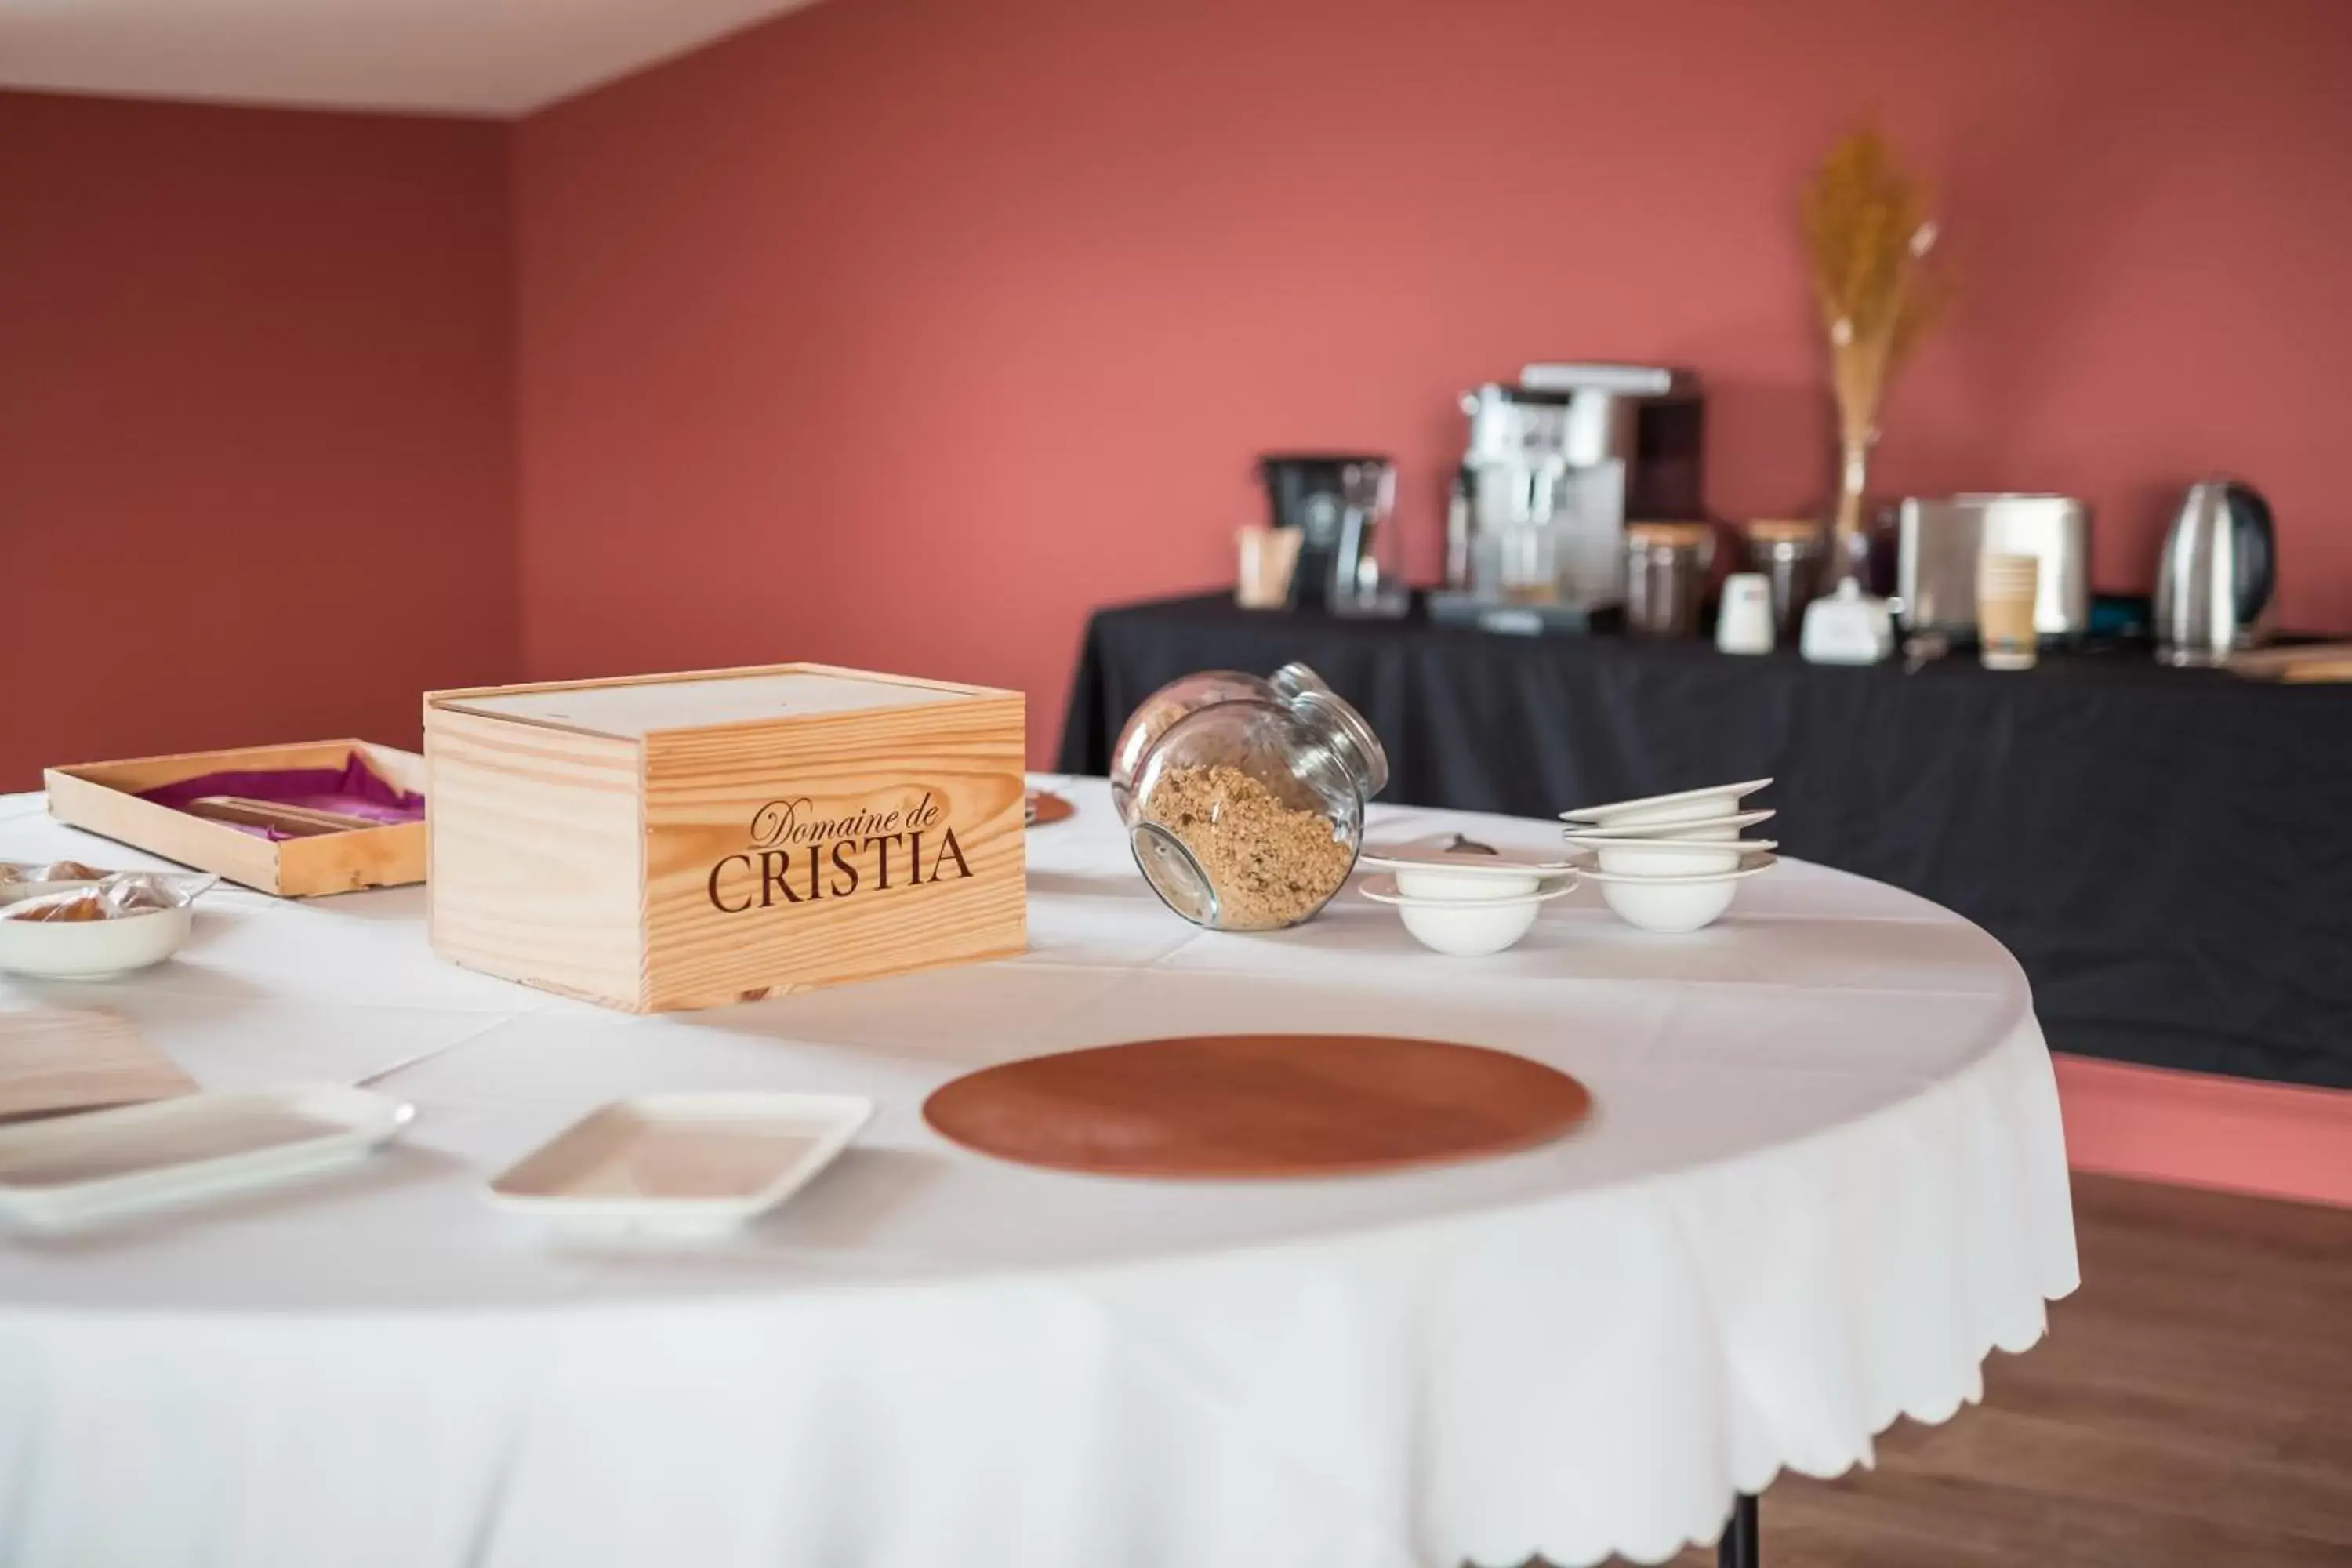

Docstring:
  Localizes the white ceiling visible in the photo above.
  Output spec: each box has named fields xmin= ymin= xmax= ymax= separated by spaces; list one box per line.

xmin=0 ymin=0 xmax=822 ymax=117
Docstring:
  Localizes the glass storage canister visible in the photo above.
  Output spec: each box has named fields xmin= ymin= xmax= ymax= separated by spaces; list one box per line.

xmin=1743 ymin=518 xmax=1828 ymax=644
xmin=1107 ymin=662 xmax=1331 ymax=825
xmin=1127 ymin=687 xmax=1389 ymax=931
xmin=1623 ymin=521 xmax=1715 ymax=639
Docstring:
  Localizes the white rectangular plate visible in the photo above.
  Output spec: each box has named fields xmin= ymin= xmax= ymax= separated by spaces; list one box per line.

xmin=0 ymin=1083 xmax=414 ymax=1231
xmin=487 ymin=1092 xmax=873 ymax=1236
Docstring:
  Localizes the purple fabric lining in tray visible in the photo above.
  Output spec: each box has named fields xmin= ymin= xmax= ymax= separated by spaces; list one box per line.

xmin=139 ymin=755 xmax=426 ymax=842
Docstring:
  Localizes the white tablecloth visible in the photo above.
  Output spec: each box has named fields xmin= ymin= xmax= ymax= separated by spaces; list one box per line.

xmin=0 ymin=781 xmax=2076 ymax=1568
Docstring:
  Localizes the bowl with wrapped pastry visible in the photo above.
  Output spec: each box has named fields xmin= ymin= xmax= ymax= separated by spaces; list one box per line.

xmin=0 ymin=869 xmax=216 ymax=978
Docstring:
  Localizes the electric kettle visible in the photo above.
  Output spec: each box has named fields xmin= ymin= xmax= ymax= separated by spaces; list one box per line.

xmin=2154 ymin=479 xmax=2275 ymax=666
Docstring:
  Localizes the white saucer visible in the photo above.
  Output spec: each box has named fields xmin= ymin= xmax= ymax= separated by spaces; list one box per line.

xmin=1573 ymin=852 xmax=1779 ymax=886
xmin=1558 ymin=808 xmax=1775 ymax=843
xmin=1559 ymin=779 xmax=1773 ymax=827
xmin=1359 ymin=833 xmax=1577 ymax=875
xmin=1566 ymin=836 xmax=1779 ymax=877
xmin=1359 ymin=873 xmax=1577 ymax=907
xmin=1359 ymin=834 xmax=1577 ymax=900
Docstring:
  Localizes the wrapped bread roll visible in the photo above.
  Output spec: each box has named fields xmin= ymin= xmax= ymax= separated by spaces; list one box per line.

xmin=1 ymin=888 xmax=113 ymax=922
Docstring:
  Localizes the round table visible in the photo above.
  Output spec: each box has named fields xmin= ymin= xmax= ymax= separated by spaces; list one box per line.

xmin=0 ymin=782 xmax=2077 ymax=1568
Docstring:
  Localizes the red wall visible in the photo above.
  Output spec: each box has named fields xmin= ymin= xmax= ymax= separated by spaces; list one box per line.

xmin=0 ymin=92 xmax=517 ymax=788
xmin=515 ymin=0 xmax=2352 ymax=760
xmin=12 ymin=2 xmax=2349 ymax=785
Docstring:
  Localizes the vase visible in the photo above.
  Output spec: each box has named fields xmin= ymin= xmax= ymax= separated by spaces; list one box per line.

xmin=1829 ymin=426 xmax=1876 ymax=586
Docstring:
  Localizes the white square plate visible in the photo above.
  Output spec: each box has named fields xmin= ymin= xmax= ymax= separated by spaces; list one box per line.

xmin=0 ymin=1083 xmax=414 ymax=1231
xmin=487 ymin=1092 xmax=873 ymax=1236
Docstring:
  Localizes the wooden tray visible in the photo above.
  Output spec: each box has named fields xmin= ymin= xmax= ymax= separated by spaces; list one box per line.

xmin=45 ymin=739 xmax=426 ymax=897
xmin=2229 ymin=642 xmax=2352 ymax=683
xmin=923 ymin=1033 xmax=1590 ymax=1178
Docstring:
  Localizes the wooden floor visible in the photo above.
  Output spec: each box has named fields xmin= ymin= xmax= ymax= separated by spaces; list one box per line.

xmin=1635 ymin=1174 xmax=2352 ymax=1568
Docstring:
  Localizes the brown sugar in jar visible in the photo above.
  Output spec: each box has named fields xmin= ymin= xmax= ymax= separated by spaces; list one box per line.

xmin=1125 ymin=685 xmax=1388 ymax=931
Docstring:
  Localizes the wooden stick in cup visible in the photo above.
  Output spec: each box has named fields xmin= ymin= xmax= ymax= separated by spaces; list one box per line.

xmin=1236 ymin=525 xmax=1303 ymax=609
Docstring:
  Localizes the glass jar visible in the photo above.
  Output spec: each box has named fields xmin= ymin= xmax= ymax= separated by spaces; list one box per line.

xmin=1743 ymin=518 xmax=1827 ymax=644
xmin=1127 ymin=686 xmax=1388 ymax=931
xmin=1107 ymin=662 xmax=1330 ymax=825
xmin=1622 ymin=521 xmax=1714 ymax=639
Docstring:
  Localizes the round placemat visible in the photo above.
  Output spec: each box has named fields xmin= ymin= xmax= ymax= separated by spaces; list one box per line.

xmin=922 ymin=1034 xmax=1591 ymax=1178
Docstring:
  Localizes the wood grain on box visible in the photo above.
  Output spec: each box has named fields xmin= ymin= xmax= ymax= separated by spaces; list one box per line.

xmin=424 ymin=663 xmax=1026 ymax=1013
xmin=423 ymin=707 xmax=644 ymax=1007
xmin=43 ymin=739 xmax=426 ymax=897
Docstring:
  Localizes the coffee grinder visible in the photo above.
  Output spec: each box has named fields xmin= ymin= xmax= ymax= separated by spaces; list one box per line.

xmin=1258 ymin=453 xmax=1399 ymax=614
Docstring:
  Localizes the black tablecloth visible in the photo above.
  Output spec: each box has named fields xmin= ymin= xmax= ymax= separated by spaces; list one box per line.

xmin=1059 ymin=593 xmax=2352 ymax=1089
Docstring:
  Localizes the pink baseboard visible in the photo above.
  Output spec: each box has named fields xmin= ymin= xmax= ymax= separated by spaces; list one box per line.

xmin=2053 ymin=1054 xmax=2352 ymax=1208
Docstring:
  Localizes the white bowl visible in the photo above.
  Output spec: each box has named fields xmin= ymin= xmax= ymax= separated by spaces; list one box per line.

xmin=1359 ymin=836 xmax=1575 ymax=902
xmin=1566 ymin=837 xmax=1779 ymax=877
xmin=1392 ymin=866 xmax=1541 ymax=900
xmin=1558 ymin=808 xmax=1775 ymax=844
xmin=0 ymin=884 xmax=192 ymax=978
xmin=1359 ymin=874 xmax=1573 ymax=956
xmin=1578 ymin=854 xmax=1777 ymax=934
xmin=1560 ymin=779 xmax=1772 ymax=829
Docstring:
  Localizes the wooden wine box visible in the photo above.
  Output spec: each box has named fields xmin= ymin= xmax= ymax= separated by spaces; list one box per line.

xmin=423 ymin=664 xmax=1026 ymax=1012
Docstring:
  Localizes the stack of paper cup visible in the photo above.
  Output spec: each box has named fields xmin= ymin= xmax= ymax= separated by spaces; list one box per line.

xmin=1235 ymin=526 xmax=1303 ymax=609
xmin=1977 ymin=552 xmax=2041 ymax=671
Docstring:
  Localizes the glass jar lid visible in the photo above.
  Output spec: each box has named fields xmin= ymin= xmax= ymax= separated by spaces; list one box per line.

xmin=1625 ymin=521 xmax=1714 ymax=549
xmin=1267 ymin=662 xmax=1330 ymax=701
xmin=1291 ymin=688 xmax=1389 ymax=799
xmin=1744 ymin=518 xmax=1824 ymax=543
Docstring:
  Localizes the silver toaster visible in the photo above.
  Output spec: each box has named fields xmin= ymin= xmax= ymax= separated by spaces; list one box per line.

xmin=1896 ymin=494 xmax=2091 ymax=638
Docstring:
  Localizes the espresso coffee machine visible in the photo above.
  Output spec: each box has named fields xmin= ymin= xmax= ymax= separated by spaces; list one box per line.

xmin=1441 ymin=364 xmax=1704 ymax=618
xmin=1258 ymin=453 xmax=1398 ymax=613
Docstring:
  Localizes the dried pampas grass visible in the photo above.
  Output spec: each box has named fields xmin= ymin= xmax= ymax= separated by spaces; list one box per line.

xmin=1800 ymin=129 xmax=1949 ymax=550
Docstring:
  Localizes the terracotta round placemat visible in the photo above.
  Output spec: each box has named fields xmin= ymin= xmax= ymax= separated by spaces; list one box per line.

xmin=923 ymin=1034 xmax=1591 ymax=1178
xmin=1025 ymin=790 xmax=1075 ymax=827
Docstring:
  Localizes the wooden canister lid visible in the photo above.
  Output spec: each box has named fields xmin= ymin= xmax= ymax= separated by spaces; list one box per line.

xmin=1625 ymin=521 xmax=1715 ymax=548
xmin=1744 ymin=518 xmax=1825 ymax=543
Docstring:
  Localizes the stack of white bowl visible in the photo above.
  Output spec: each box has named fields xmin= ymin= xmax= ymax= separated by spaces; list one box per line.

xmin=1559 ymin=779 xmax=1777 ymax=933
xmin=1356 ymin=835 xmax=1579 ymax=955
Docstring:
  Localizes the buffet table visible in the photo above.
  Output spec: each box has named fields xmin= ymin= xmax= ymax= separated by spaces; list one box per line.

xmin=1062 ymin=593 xmax=2352 ymax=1089
xmin=0 ymin=783 xmax=2076 ymax=1568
